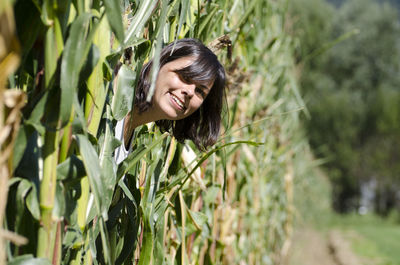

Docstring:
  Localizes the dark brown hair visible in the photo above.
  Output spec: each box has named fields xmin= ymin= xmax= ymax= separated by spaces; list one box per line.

xmin=135 ymin=38 xmax=226 ymax=150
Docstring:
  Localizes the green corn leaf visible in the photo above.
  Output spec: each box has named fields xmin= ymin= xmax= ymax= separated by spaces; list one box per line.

xmin=103 ymin=0 xmax=125 ymax=44
xmin=137 ymin=213 xmax=154 ymax=265
xmin=63 ymin=227 xmax=84 ymax=249
xmin=79 ymin=44 xmax=100 ymax=86
xmin=119 ymin=133 xmax=168 ymax=177
xmin=115 ymin=188 xmax=140 ymax=264
xmin=26 ymin=183 xmax=40 ymax=220
xmin=25 ymin=90 xmax=49 ymax=135
xmin=176 ymin=0 xmax=190 ymax=38
xmin=85 ymin=12 xmax=111 ymax=136
xmin=116 ymin=143 xmax=145 ymax=179
xmin=118 ymin=179 xmax=135 ymax=202
xmin=56 ymin=155 xmax=86 ymax=181
xmin=146 ymin=0 xmax=168 ymax=101
xmin=88 ymin=224 xmax=98 ymax=260
xmin=11 ymin=124 xmax=34 ymax=172
xmin=76 ymin=134 xmax=108 ymax=219
xmin=164 ymin=140 xmax=262 ymax=191
xmin=111 ymin=64 xmax=136 ymax=120
xmin=60 ymin=13 xmax=93 ymax=127
xmin=203 ymin=186 xmax=220 ymax=206
xmin=153 ymin=0 xmax=170 ymax=37
xmin=186 ymin=209 xmax=208 ymax=231
xmin=53 ymin=180 xmax=66 ymax=219
xmin=75 ymin=176 xmax=89 ymax=231
xmin=218 ymin=148 xmax=227 ymax=200
xmin=124 ymin=0 xmax=158 ymax=47
xmin=178 ymin=190 xmax=187 ymax=265
xmin=142 ymin=143 xmax=164 ymax=206
xmin=105 ymin=51 xmax=123 ymax=70
xmin=44 ymin=21 xmax=58 ymax=89
xmin=232 ymin=0 xmax=258 ymax=34
xmin=7 ymin=255 xmax=52 ymax=265
xmin=99 ymin=217 xmax=112 ymax=265
xmin=153 ymin=196 xmax=167 ymax=264
xmin=98 ymin=107 xmax=119 ymax=209
xmin=16 ymin=179 xmax=32 ymax=227
xmin=8 ymin=177 xmax=22 ymax=187
xmin=198 ymin=4 xmax=219 ymax=37
xmin=72 ymin=95 xmax=88 ymax=136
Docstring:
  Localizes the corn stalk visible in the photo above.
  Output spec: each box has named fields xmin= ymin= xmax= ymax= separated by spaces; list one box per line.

xmin=0 ymin=2 xmax=26 ymax=265
xmin=3 ymin=0 xmax=313 ymax=264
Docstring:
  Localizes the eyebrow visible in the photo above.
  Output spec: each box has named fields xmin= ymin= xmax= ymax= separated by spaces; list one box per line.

xmin=175 ymin=72 xmax=211 ymax=90
xmin=197 ymin=84 xmax=209 ymax=90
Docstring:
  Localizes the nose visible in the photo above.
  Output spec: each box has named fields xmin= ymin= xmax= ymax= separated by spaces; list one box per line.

xmin=181 ymin=83 xmax=196 ymax=98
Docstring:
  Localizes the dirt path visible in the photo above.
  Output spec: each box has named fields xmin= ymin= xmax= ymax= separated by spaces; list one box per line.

xmin=286 ymin=228 xmax=364 ymax=265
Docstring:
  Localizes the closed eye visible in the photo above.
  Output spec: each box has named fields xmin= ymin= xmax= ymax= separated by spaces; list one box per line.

xmin=195 ymin=86 xmax=207 ymax=99
xmin=175 ymin=72 xmax=209 ymax=99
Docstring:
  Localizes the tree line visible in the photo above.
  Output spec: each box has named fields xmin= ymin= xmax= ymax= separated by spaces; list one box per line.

xmin=291 ymin=0 xmax=400 ymax=215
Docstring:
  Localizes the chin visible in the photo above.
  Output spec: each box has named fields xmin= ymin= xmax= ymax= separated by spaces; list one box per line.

xmin=168 ymin=114 xmax=187 ymax=121
xmin=162 ymin=111 xmax=184 ymax=121
xmin=161 ymin=106 xmax=189 ymax=121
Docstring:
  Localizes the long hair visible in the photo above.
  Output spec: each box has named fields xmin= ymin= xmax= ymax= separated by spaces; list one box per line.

xmin=135 ymin=38 xmax=226 ymax=150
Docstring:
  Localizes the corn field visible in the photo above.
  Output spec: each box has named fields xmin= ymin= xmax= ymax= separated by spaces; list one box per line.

xmin=0 ymin=0 xmax=310 ymax=264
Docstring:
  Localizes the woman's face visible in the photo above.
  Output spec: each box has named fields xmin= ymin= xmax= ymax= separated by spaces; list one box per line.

xmin=152 ymin=57 xmax=213 ymax=120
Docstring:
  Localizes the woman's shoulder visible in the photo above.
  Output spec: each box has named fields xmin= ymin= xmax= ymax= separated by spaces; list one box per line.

xmin=114 ymin=119 xmax=130 ymax=164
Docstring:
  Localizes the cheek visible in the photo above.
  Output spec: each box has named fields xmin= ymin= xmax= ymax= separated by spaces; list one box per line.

xmin=169 ymin=75 xmax=184 ymax=89
xmin=152 ymin=85 xmax=163 ymax=104
xmin=189 ymin=98 xmax=204 ymax=112
xmin=160 ymin=72 xmax=181 ymax=88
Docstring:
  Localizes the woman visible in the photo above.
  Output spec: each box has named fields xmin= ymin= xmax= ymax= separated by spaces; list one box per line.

xmin=115 ymin=38 xmax=226 ymax=163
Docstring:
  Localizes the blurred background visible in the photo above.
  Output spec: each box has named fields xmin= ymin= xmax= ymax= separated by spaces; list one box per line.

xmin=288 ymin=0 xmax=400 ymax=264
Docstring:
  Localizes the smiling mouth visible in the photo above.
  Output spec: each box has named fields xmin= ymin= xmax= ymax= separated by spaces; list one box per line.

xmin=169 ymin=92 xmax=186 ymax=111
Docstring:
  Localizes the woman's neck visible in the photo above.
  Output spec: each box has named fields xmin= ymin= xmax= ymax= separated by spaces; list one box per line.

xmin=123 ymin=107 xmax=161 ymax=146
xmin=125 ymin=106 xmax=163 ymax=128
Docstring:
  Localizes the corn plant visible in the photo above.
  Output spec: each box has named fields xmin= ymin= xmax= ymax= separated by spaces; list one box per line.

xmin=2 ymin=0 xmax=312 ymax=264
xmin=1 ymin=2 xmax=27 ymax=264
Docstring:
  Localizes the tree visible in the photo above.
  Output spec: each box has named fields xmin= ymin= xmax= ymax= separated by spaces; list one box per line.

xmin=292 ymin=0 xmax=400 ymax=213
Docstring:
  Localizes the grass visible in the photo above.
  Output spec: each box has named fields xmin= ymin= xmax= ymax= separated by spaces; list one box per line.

xmin=328 ymin=213 xmax=400 ymax=265
xmin=293 ymin=163 xmax=400 ymax=265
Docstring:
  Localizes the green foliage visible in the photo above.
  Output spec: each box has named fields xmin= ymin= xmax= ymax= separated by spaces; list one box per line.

xmin=4 ymin=0 xmax=312 ymax=264
xmin=326 ymin=213 xmax=400 ymax=265
xmin=290 ymin=0 xmax=335 ymax=65
xmin=291 ymin=0 xmax=400 ymax=213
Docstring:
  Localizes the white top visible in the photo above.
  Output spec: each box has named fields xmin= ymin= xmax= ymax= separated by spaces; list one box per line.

xmin=114 ymin=118 xmax=131 ymax=164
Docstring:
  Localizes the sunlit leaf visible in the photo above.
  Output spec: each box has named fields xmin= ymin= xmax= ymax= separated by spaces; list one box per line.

xmin=103 ymin=0 xmax=125 ymax=43
xmin=124 ymin=0 xmax=158 ymax=46
xmin=111 ymin=64 xmax=136 ymax=120
xmin=60 ymin=13 xmax=93 ymax=127
xmin=8 ymin=255 xmax=52 ymax=265
xmin=76 ymin=134 xmax=108 ymax=219
xmin=137 ymin=213 xmax=153 ymax=265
